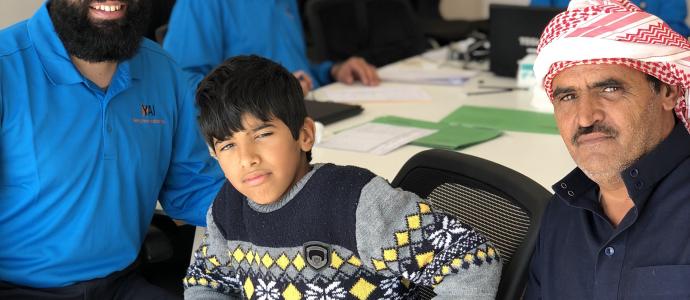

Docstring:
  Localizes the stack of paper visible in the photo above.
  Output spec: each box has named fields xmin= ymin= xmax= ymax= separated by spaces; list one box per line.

xmin=323 ymin=85 xmax=432 ymax=103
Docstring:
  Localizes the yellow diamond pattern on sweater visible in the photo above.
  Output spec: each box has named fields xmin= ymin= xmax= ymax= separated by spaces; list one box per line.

xmin=416 ymin=251 xmax=434 ymax=268
xmin=293 ymin=253 xmax=306 ymax=271
xmin=348 ymin=255 xmax=362 ymax=267
xmin=406 ymin=214 xmax=421 ymax=230
xmin=283 ymin=283 xmax=302 ymax=300
xmin=371 ymin=258 xmax=387 ymax=271
xmin=276 ymin=253 xmax=291 ymax=270
xmin=232 ymin=247 xmax=245 ymax=262
xmin=383 ymin=249 xmax=398 ymax=261
xmin=395 ymin=231 xmax=409 ymax=246
xmin=244 ymin=277 xmax=254 ymax=299
xmin=350 ymin=278 xmax=377 ymax=300
xmin=418 ymin=202 xmax=431 ymax=214
xmin=331 ymin=251 xmax=344 ymax=269
xmin=246 ymin=250 xmax=255 ymax=264
xmin=262 ymin=253 xmax=274 ymax=268
xmin=208 ymin=256 xmax=221 ymax=267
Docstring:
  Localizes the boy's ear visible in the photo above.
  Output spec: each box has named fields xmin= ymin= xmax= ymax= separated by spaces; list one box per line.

xmin=299 ymin=117 xmax=316 ymax=152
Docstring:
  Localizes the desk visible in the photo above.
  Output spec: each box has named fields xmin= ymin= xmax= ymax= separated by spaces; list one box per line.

xmin=191 ymin=56 xmax=576 ymax=256
xmin=311 ymin=57 xmax=574 ymax=188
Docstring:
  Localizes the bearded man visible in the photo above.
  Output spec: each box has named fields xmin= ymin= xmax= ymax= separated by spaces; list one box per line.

xmin=0 ymin=1 xmax=225 ymax=298
xmin=525 ymin=0 xmax=690 ymax=299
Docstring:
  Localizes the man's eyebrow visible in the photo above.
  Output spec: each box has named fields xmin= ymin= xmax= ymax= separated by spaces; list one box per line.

xmin=590 ymin=78 xmax=623 ymax=89
xmin=552 ymin=86 xmax=576 ymax=98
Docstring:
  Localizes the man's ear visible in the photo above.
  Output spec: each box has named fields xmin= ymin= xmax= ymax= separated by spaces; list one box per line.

xmin=660 ymin=83 xmax=680 ymax=111
xmin=299 ymin=117 xmax=316 ymax=152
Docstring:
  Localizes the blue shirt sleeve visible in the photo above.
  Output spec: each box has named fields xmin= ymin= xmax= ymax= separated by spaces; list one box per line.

xmin=157 ymin=69 xmax=225 ymax=226
xmin=163 ymin=0 xmax=226 ymax=88
xmin=309 ymin=60 xmax=334 ymax=87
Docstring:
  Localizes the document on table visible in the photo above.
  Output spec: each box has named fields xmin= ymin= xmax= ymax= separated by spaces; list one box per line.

xmin=372 ymin=116 xmax=502 ymax=149
xmin=317 ymin=123 xmax=436 ymax=155
xmin=323 ymin=85 xmax=432 ymax=103
xmin=441 ymin=105 xmax=559 ymax=135
xmin=379 ymin=66 xmax=477 ymax=86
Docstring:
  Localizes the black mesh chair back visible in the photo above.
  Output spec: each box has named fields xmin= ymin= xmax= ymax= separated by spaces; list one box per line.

xmin=305 ymin=0 xmax=429 ymax=67
xmin=391 ymin=149 xmax=551 ymax=300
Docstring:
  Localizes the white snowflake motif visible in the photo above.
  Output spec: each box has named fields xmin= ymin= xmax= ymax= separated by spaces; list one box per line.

xmin=378 ymin=277 xmax=402 ymax=298
xmin=428 ymin=216 xmax=466 ymax=250
xmin=305 ymin=281 xmax=347 ymax=300
xmin=254 ymin=279 xmax=280 ymax=300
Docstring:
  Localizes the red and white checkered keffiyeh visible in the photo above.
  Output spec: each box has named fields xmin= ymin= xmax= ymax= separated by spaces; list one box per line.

xmin=533 ymin=0 xmax=690 ymax=130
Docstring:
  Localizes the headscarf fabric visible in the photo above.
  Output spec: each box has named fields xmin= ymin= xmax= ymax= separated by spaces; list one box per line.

xmin=533 ymin=0 xmax=690 ymax=130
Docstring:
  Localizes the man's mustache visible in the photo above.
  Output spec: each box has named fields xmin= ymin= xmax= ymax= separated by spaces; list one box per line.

xmin=572 ymin=122 xmax=618 ymax=145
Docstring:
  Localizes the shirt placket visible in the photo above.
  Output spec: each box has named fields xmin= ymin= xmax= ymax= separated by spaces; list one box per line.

xmin=593 ymin=231 xmax=628 ymax=299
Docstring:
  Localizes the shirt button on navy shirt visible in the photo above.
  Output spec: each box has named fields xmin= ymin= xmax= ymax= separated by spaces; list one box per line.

xmin=630 ymin=168 xmax=639 ymax=177
xmin=604 ymin=246 xmax=615 ymax=256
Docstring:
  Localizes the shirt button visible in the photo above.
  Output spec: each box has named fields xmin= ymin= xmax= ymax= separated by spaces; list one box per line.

xmin=560 ymin=182 xmax=567 ymax=189
xmin=635 ymin=181 xmax=644 ymax=189
xmin=107 ymin=126 xmax=113 ymax=133
xmin=629 ymin=168 xmax=639 ymax=178
xmin=604 ymin=246 xmax=615 ymax=256
xmin=567 ymin=190 xmax=575 ymax=197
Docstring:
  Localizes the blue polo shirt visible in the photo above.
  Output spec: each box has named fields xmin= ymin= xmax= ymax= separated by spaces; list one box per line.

xmin=525 ymin=122 xmax=690 ymax=299
xmin=0 ymin=4 xmax=224 ymax=288
xmin=162 ymin=0 xmax=333 ymax=88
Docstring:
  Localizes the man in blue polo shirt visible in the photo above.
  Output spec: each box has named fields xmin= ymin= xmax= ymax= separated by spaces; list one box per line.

xmin=0 ymin=0 xmax=224 ymax=298
xmin=526 ymin=0 xmax=690 ymax=298
xmin=162 ymin=0 xmax=380 ymax=93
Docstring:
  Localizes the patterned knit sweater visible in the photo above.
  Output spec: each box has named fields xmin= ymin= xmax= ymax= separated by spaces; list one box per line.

xmin=184 ymin=164 xmax=501 ymax=300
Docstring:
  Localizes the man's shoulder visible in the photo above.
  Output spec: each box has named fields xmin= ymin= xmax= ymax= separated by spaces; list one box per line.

xmin=0 ymin=21 xmax=32 ymax=58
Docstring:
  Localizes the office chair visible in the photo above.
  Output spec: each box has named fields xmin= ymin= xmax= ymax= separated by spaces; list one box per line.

xmin=305 ymin=0 xmax=430 ymax=67
xmin=391 ymin=149 xmax=551 ymax=300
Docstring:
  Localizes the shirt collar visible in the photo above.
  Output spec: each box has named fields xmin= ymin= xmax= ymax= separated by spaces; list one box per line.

xmin=554 ymin=121 xmax=690 ymax=210
xmin=26 ymin=2 xmax=140 ymax=86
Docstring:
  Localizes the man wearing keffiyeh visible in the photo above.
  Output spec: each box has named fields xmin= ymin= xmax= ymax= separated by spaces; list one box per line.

xmin=526 ymin=0 xmax=690 ymax=298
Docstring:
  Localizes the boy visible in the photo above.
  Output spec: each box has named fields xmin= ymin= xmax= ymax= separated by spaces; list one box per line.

xmin=184 ymin=55 xmax=501 ymax=299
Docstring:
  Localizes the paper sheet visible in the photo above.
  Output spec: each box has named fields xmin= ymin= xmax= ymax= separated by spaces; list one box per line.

xmin=379 ymin=66 xmax=477 ymax=86
xmin=323 ymin=85 xmax=432 ymax=103
xmin=317 ymin=123 xmax=436 ymax=155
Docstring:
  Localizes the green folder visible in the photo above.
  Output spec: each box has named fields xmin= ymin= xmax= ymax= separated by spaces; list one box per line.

xmin=372 ymin=116 xmax=502 ymax=150
xmin=440 ymin=105 xmax=559 ymax=135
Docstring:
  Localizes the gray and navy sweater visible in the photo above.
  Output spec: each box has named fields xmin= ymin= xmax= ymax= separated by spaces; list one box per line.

xmin=184 ymin=164 xmax=501 ymax=299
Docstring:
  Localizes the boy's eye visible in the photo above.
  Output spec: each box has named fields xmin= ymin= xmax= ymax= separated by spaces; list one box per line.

xmin=219 ymin=143 xmax=235 ymax=151
xmin=256 ymin=131 xmax=273 ymax=139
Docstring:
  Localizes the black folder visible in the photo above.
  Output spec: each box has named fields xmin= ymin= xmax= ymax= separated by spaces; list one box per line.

xmin=304 ymin=100 xmax=363 ymax=125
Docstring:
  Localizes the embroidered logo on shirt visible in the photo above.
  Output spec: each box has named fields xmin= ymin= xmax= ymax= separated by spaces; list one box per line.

xmin=133 ymin=103 xmax=166 ymax=124
xmin=140 ymin=104 xmax=156 ymax=117
xmin=303 ymin=241 xmax=331 ymax=270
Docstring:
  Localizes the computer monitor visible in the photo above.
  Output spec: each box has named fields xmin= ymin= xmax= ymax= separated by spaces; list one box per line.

xmin=489 ymin=4 xmax=561 ymax=77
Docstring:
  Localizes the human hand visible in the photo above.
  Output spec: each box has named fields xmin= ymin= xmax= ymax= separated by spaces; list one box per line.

xmin=330 ymin=57 xmax=380 ymax=86
xmin=293 ymin=70 xmax=313 ymax=95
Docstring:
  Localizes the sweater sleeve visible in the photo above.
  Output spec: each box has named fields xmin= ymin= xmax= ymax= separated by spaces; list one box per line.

xmin=184 ymin=204 xmax=242 ymax=299
xmin=355 ymin=176 xmax=502 ymax=299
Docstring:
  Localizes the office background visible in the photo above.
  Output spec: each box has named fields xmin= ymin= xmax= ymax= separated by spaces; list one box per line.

xmin=1 ymin=0 xmax=535 ymax=29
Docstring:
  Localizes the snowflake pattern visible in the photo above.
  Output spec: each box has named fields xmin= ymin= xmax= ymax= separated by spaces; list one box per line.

xmin=378 ymin=277 xmax=402 ymax=298
xmin=305 ymin=281 xmax=347 ymax=300
xmin=428 ymin=216 xmax=467 ymax=250
xmin=255 ymin=279 xmax=280 ymax=300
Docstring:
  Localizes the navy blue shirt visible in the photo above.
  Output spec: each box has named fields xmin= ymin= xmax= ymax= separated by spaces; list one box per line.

xmin=525 ymin=122 xmax=690 ymax=299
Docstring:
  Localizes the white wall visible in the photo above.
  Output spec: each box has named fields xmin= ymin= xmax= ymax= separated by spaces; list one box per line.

xmin=0 ymin=0 xmax=44 ymax=29
xmin=440 ymin=0 xmax=530 ymax=20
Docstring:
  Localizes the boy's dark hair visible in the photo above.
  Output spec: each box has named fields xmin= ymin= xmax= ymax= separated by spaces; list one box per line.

xmin=196 ymin=55 xmax=311 ymax=161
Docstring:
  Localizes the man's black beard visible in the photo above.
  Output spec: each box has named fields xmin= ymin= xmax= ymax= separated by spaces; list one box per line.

xmin=49 ymin=0 xmax=151 ymax=62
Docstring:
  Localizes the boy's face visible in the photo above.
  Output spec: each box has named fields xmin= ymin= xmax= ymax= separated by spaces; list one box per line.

xmin=213 ymin=113 xmax=315 ymax=205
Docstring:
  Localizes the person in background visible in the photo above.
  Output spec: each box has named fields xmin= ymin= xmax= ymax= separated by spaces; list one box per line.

xmin=0 ymin=0 xmax=224 ymax=298
xmin=531 ymin=0 xmax=690 ymax=37
xmin=526 ymin=0 xmax=690 ymax=298
xmin=162 ymin=0 xmax=380 ymax=95
xmin=184 ymin=55 xmax=502 ymax=299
